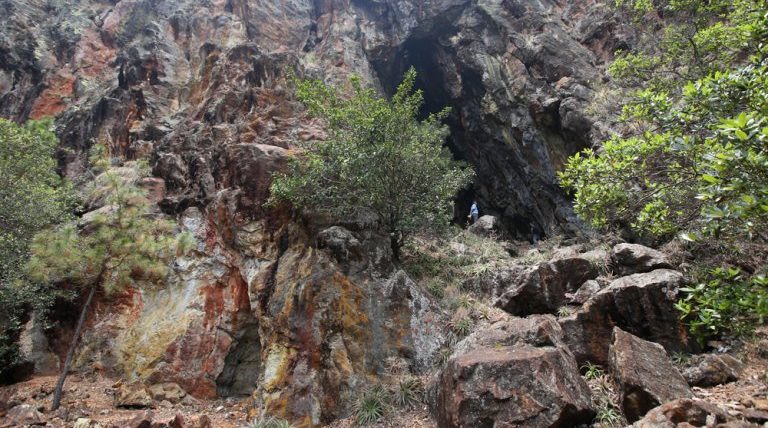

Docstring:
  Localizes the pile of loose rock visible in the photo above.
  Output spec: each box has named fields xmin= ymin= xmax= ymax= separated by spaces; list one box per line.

xmin=428 ymin=242 xmax=768 ymax=427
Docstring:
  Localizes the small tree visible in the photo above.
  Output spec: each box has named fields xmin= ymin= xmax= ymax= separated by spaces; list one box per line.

xmin=27 ymin=148 xmax=191 ymax=410
xmin=0 ymin=118 xmax=76 ymax=379
xmin=269 ymin=68 xmax=473 ymax=259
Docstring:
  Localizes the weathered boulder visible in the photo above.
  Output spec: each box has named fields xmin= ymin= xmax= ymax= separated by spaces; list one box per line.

xmin=682 ymin=354 xmax=744 ymax=387
xmin=17 ymin=312 xmax=59 ymax=375
xmin=431 ymin=315 xmax=594 ymax=428
xmin=495 ymin=256 xmax=599 ymax=316
xmin=631 ymin=398 xmax=732 ymax=428
xmin=115 ymin=383 xmax=153 ymax=409
xmin=566 ymin=279 xmax=601 ymax=305
xmin=610 ymin=243 xmax=673 ymax=276
xmin=467 ymin=215 xmax=499 ymax=237
xmin=1 ymin=404 xmax=45 ymax=427
xmin=610 ymin=328 xmax=693 ymax=422
xmin=148 ymin=383 xmax=187 ymax=404
xmin=560 ymin=269 xmax=693 ymax=366
xmin=316 ymin=226 xmax=363 ymax=274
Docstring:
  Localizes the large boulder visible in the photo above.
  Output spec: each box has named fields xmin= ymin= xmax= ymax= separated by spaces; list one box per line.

xmin=467 ymin=215 xmax=500 ymax=237
xmin=682 ymin=354 xmax=744 ymax=387
xmin=560 ymin=269 xmax=694 ymax=366
xmin=431 ymin=315 xmax=595 ymax=428
xmin=148 ymin=382 xmax=187 ymax=404
xmin=17 ymin=312 xmax=60 ymax=375
xmin=631 ymin=398 xmax=732 ymax=427
xmin=494 ymin=256 xmax=599 ymax=316
xmin=1 ymin=405 xmax=45 ymax=427
xmin=610 ymin=328 xmax=693 ymax=422
xmin=114 ymin=383 xmax=153 ymax=409
xmin=610 ymin=243 xmax=673 ymax=276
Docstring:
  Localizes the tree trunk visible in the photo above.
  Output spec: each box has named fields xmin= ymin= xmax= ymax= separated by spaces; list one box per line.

xmin=390 ymin=231 xmax=402 ymax=261
xmin=50 ymin=282 xmax=98 ymax=411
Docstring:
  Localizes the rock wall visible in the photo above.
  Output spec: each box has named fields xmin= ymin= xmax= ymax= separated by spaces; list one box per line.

xmin=1 ymin=0 xmax=633 ymax=235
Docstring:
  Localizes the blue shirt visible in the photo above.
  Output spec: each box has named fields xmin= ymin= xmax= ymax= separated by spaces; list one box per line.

xmin=470 ymin=203 xmax=478 ymax=215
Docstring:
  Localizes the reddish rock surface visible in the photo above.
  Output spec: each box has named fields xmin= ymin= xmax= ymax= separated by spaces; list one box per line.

xmin=431 ymin=315 xmax=594 ymax=428
xmin=560 ymin=269 xmax=695 ymax=366
xmin=610 ymin=328 xmax=693 ymax=422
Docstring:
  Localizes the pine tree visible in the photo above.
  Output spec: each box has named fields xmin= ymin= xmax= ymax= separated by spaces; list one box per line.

xmin=27 ymin=147 xmax=191 ymax=410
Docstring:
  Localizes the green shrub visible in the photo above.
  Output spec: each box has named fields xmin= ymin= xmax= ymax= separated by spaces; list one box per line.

xmin=676 ymin=267 xmax=768 ymax=342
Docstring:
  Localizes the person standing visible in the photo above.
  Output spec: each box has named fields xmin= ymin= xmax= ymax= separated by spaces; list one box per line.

xmin=531 ymin=222 xmax=541 ymax=245
xmin=468 ymin=201 xmax=479 ymax=224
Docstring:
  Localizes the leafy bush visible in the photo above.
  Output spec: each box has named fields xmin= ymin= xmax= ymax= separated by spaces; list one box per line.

xmin=0 ymin=118 xmax=76 ymax=381
xmin=269 ymin=69 xmax=473 ymax=259
xmin=676 ymin=267 xmax=768 ymax=342
xmin=560 ymin=0 xmax=768 ymax=341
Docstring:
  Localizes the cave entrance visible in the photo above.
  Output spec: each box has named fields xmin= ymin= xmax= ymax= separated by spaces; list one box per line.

xmin=372 ymin=36 xmax=485 ymax=227
xmin=216 ymin=321 xmax=262 ymax=397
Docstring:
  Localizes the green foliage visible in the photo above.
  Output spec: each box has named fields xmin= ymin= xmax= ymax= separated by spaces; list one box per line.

xmin=560 ymin=2 xmax=768 ymax=243
xmin=269 ymin=69 xmax=473 ymax=257
xmin=354 ymin=385 xmax=390 ymax=425
xmin=611 ymin=0 xmax=764 ymax=87
xmin=27 ymin=147 xmax=191 ymax=296
xmin=393 ymin=376 xmax=423 ymax=409
xmin=0 ymin=118 xmax=76 ymax=380
xmin=249 ymin=417 xmax=294 ymax=428
xmin=595 ymin=406 xmax=623 ymax=428
xmin=0 ymin=118 xmax=76 ymax=286
xmin=450 ymin=317 xmax=474 ymax=338
xmin=581 ymin=362 xmax=605 ymax=381
xmin=426 ymin=279 xmax=445 ymax=299
xmin=675 ymin=267 xmax=768 ymax=341
xmin=561 ymin=0 xmax=768 ymax=341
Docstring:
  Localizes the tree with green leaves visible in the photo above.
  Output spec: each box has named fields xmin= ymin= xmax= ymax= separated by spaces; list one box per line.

xmin=0 ymin=118 xmax=76 ymax=381
xmin=27 ymin=146 xmax=191 ymax=410
xmin=559 ymin=0 xmax=768 ymax=339
xmin=269 ymin=68 xmax=474 ymax=259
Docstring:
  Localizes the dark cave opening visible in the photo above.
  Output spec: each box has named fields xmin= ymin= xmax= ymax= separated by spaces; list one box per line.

xmin=216 ymin=321 xmax=262 ymax=397
xmin=371 ymin=37 xmax=497 ymax=230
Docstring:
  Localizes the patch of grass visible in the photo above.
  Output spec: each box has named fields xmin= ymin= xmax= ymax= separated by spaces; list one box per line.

xmin=581 ymin=362 xmax=604 ymax=380
xmin=426 ymin=279 xmax=445 ymax=299
xmin=354 ymin=385 xmax=390 ymax=425
xmin=402 ymin=228 xmax=513 ymax=306
xmin=393 ymin=376 xmax=422 ymax=408
xmin=450 ymin=318 xmax=474 ymax=338
xmin=595 ymin=406 xmax=623 ymax=427
xmin=557 ymin=306 xmax=573 ymax=318
xmin=671 ymin=352 xmax=691 ymax=367
xmin=435 ymin=348 xmax=452 ymax=367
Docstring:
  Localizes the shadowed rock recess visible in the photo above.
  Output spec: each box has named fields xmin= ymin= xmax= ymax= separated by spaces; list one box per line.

xmin=0 ymin=0 xmax=641 ymax=426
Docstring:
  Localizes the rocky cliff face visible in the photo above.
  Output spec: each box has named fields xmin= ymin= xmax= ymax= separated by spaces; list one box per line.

xmin=1 ymin=0 xmax=633 ymax=235
xmin=1 ymin=0 xmax=635 ymax=425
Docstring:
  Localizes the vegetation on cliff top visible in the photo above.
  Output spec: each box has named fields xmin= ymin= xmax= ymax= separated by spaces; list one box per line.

xmin=269 ymin=68 xmax=474 ymax=259
xmin=560 ymin=0 xmax=768 ymax=340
